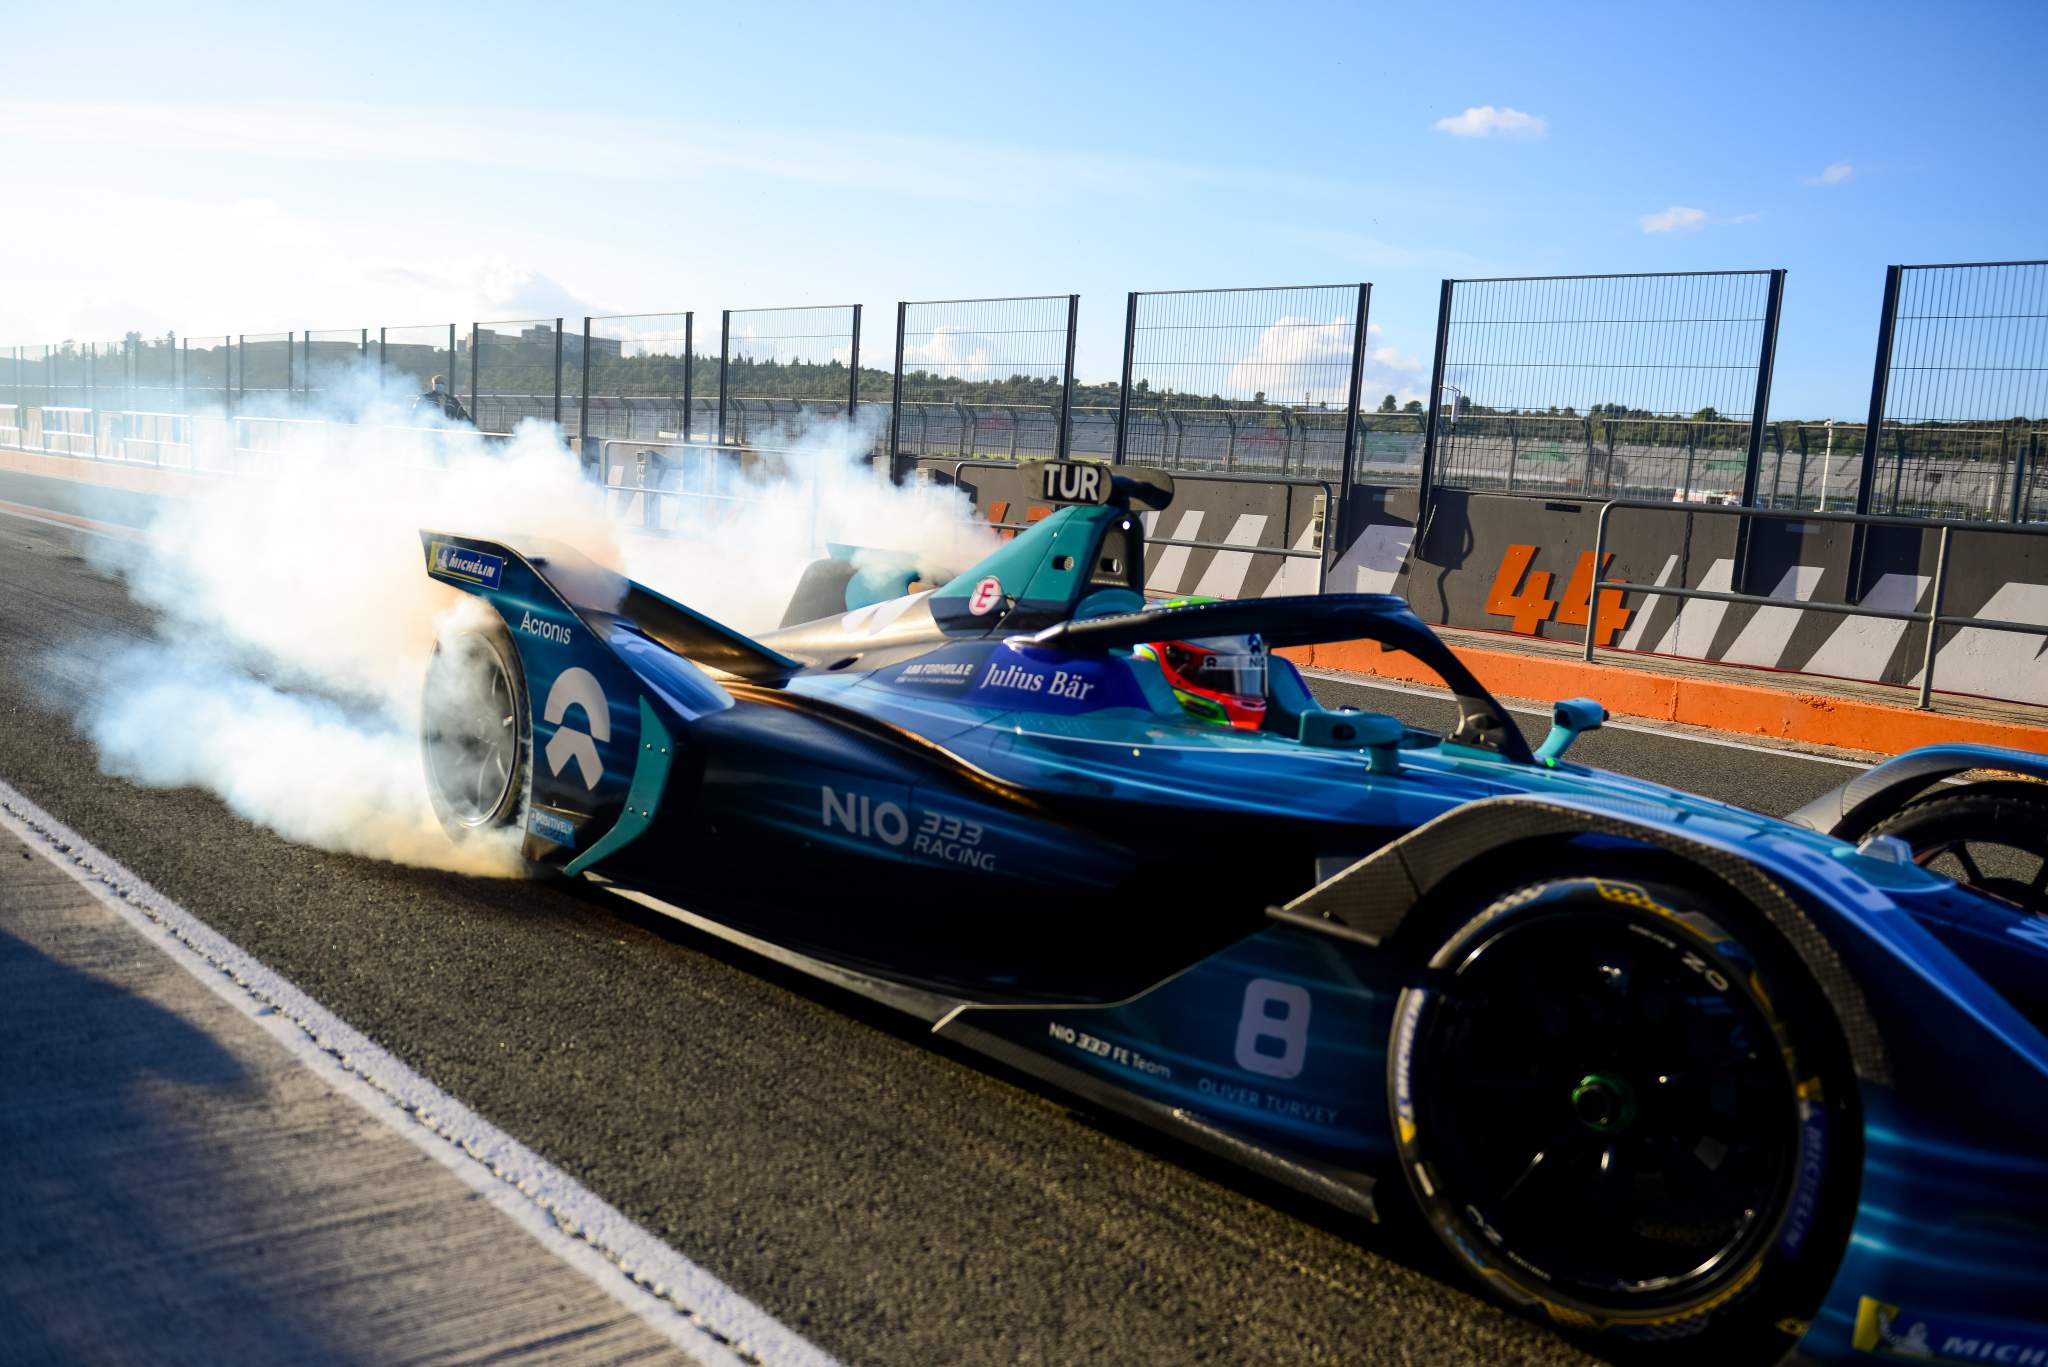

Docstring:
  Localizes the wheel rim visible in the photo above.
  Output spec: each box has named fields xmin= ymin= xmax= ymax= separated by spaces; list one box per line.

xmin=1408 ymin=906 xmax=1799 ymax=1309
xmin=424 ymin=639 xmax=519 ymax=827
xmin=1913 ymin=835 xmax=2048 ymax=914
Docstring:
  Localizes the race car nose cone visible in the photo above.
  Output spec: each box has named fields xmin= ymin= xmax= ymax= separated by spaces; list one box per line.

xmin=1571 ymin=1073 xmax=1637 ymax=1134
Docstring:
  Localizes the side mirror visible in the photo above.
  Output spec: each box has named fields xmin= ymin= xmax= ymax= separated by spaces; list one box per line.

xmin=1536 ymin=697 xmax=1607 ymax=765
xmin=1299 ymin=708 xmax=1404 ymax=774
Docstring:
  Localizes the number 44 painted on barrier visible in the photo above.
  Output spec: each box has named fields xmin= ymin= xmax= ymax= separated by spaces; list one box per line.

xmin=1485 ymin=544 xmax=1635 ymax=645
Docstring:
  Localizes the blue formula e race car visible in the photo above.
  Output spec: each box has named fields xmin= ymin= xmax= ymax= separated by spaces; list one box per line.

xmin=418 ymin=461 xmax=2048 ymax=1365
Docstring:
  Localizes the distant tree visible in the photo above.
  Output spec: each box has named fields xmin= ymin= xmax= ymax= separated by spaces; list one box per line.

xmin=1402 ymin=399 xmax=1423 ymax=414
xmin=1253 ymin=390 xmax=1266 ymax=405
xmin=1377 ymin=393 xmax=1397 ymax=412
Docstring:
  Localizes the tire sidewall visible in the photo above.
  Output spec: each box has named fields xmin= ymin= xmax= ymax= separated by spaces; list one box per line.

xmin=1387 ymin=876 xmax=1858 ymax=1352
xmin=422 ymin=625 xmax=530 ymax=839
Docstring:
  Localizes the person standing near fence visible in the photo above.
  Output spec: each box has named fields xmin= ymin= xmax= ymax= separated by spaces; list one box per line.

xmin=412 ymin=375 xmax=472 ymax=425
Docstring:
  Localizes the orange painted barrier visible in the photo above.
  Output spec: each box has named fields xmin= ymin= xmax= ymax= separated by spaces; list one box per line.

xmin=1283 ymin=638 xmax=2048 ymax=757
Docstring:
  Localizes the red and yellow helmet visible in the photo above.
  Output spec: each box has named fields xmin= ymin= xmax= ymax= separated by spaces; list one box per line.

xmin=1133 ymin=597 xmax=1268 ymax=729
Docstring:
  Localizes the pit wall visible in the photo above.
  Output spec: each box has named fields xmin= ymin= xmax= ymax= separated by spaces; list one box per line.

xmin=2 ymin=423 xmax=2040 ymax=712
xmin=927 ymin=460 xmax=2048 ymax=710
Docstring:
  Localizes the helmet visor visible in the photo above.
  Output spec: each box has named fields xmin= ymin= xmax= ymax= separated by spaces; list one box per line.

xmin=1166 ymin=637 xmax=1267 ymax=699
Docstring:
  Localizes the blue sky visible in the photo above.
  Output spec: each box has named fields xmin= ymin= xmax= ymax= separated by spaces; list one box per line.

xmin=2 ymin=0 xmax=2043 ymax=416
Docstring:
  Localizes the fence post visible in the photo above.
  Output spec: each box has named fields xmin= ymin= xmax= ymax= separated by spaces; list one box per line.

xmin=682 ymin=313 xmax=695 ymax=442
xmin=286 ymin=332 xmax=295 ymax=409
xmin=718 ymin=310 xmax=731 ymax=445
xmin=1741 ymin=269 xmax=1784 ymax=507
xmin=1918 ymin=525 xmax=1952 ymax=710
xmin=468 ymin=323 xmax=479 ymax=422
xmin=236 ymin=335 xmax=244 ymax=413
xmin=1857 ymin=265 xmax=1903 ymax=519
xmin=1416 ymin=279 xmax=1455 ymax=531
xmin=1114 ymin=291 xmax=1137 ymax=465
xmin=1337 ymin=282 xmax=1370 ymax=543
xmin=378 ymin=327 xmax=387 ymax=381
xmin=847 ymin=303 xmax=862 ymax=421
xmin=552 ymin=317 xmax=563 ymax=427
xmin=1056 ymin=294 xmax=1078 ymax=462
xmin=579 ymin=318 xmax=593 ymax=448
xmin=2019 ymin=430 xmax=2040 ymax=524
xmin=888 ymin=303 xmax=905 ymax=481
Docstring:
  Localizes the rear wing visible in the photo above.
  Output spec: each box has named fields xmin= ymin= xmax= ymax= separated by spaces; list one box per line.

xmin=421 ymin=531 xmax=803 ymax=683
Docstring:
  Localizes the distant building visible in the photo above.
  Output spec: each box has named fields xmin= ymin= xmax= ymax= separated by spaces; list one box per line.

xmin=522 ymin=323 xmax=622 ymax=360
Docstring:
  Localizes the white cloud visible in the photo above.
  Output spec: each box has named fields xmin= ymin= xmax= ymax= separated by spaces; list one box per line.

xmin=1639 ymin=205 xmax=1760 ymax=234
xmin=0 ymin=99 xmax=1358 ymax=210
xmin=1221 ymin=316 xmax=1355 ymax=405
xmin=901 ymin=326 xmax=997 ymax=373
xmin=1433 ymin=106 xmax=1547 ymax=139
xmin=1641 ymin=206 xmax=1709 ymax=233
xmin=1805 ymin=161 xmax=1854 ymax=186
xmin=0 ymin=179 xmax=606 ymax=341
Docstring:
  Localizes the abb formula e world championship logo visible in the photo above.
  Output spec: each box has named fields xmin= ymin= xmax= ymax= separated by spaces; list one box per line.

xmin=543 ymin=667 xmax=608 ymax=790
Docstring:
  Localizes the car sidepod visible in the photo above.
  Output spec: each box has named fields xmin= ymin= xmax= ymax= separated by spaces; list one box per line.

xmin=937 ymin=918 xmax=1396 ymax=1214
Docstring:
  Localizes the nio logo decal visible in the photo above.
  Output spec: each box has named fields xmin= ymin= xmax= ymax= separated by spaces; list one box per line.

xmin=543 ymin=667 xmax=609 ymax=790
xmin=822 ymin=785 xmax=908 ymax=846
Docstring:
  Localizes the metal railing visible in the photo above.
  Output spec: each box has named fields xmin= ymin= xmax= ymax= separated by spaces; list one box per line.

xmin=1586 ymin=499 xmax=2048 ymax=709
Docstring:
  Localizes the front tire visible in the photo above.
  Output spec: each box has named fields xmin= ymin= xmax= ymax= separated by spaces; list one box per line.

xmin=422 ymin=626 xmax=529 ymax=840
xmin=1388 ymin=877 xmax=1858 ymax=1357
xmin=1869 ymin=780 xmax=2048 ymax=915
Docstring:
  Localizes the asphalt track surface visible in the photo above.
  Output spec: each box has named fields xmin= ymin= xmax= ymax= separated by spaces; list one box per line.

xmin=0 ymin=499 xmax=1859 ymax=1366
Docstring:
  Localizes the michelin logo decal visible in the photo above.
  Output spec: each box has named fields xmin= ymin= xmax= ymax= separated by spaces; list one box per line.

xmin=431 ymin=542 xmax=505 ymax=590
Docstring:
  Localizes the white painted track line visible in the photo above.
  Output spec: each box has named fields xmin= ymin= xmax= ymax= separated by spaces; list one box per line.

xmin=0 ymin=775 xmax=840 ymax=1367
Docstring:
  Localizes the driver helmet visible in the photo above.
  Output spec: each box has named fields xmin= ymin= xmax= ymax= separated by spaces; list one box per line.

xmin=1134 ymin=597 xmax=1268 ymax=729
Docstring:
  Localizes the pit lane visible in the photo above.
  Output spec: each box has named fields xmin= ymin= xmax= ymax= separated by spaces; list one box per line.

xmin=0 ymin=502 xmax=1861 ymax=1365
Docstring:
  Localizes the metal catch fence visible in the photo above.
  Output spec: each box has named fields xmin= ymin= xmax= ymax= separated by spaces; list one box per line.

xmin=1863 ymin=261 xmax=2048 ymax=523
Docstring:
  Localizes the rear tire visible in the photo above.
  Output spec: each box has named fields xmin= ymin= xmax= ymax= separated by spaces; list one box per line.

xmin=1869 ymin=780 xmax=2048 ymax=915
xmin=1388 ymin=877 xmax=1858 ymax=1358
xmin=422 ymin=626 xmax=529 ymax=841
